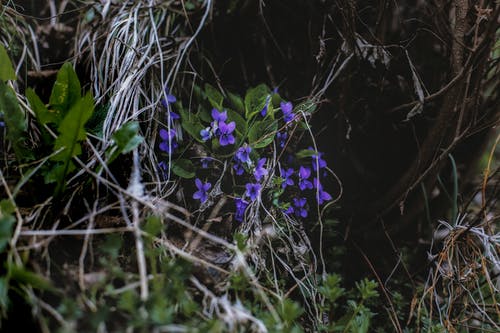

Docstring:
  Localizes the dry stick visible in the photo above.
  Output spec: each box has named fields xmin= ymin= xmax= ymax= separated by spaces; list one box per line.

xmin=78 ymin=200 xmax=96 ymax=291
xmin=129 ymin=149 xmax=149 ymax=301
xmin=481 ymin=133 xmax=500 ymax=222
xmin=188 ymin=195 xmax=227 ymax=252
xmin=19 ymin=227 xmax=134 ymax=237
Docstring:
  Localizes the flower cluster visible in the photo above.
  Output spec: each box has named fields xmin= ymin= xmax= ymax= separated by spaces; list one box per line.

xmin=158 ymin=86 xmax=181 ymax=162
xmin=200 ymin=109 xmax=236 ymax=146
xmin=277 ymin=147 xmax=332 ymax=218
xmin=158 ymin=83 xmax=332 ymax=224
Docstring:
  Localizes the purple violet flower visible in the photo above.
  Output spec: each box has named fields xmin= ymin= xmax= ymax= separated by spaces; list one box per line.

xmin=160 ymin=128 xmax=176 ymax=141
xmin=166 ymin=110 xmax=180 ymax=121
xmin=293 ymin=197 xmax=308 ymax=218
xmin=234 ymin=197 xmax=249 ymax=222
xmin=310 ymin=148 xmax=327 ymax=171
xmin=218 ymin=121 xmax=236 ymax=146
xmin=236 ymin=145 xmax=252 ymax=164
xmin=298 ymin=166 xmax=313 ymax=190
xmin=280 ymin=168 xmax=294 ymax=188
xmin=253 ymin=158 xmax=268 ymax=181
xmin=233 ymin=161 xmax=245 ymax=175
xmin=284 ymin=205 xmax=294 ymax=215
xmin=159 ymin=128 xmax=178 ymax=154
xmin=201 ymin=157 xmax=212 ymax=169
xmin=245 ymin=183 xmax=261 ymax=201
xmin=160 ymin=86 xmax=177 ymax=108
xmin=280 ymin=101 xmax=294 ymax=123
xmin=200 ymin=127 xmax=212 ymax=142
xmin=158 ymin=161 xmax=169 ymax=178
xmin=193 ymin=178 xmax=211 ymax=203
xmin=276 ymin=131 xmax=288 ymax=148
xmin=313 ymin=178 xmax=332 ymax=205
xmin=211 ymin=108 xmax=227 ymax=122
xmin=260 ymin=95 xmax=271 ymax=117
xmin=158 ymin=161 xmax=168 ymax=172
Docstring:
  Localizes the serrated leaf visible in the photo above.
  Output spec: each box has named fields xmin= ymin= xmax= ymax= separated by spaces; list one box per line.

xmin=49 ymin=62 xmax=81 ymax=113
xmin=205 ymin=83 xmax=223 ymax=110
xmin=228 ymin=92 xmax=244 ymax=113
xmin=50 ymin=92 xmax=94 ymax=194
xmin=171 ymin=159 xmax=195 ymax=179
xmin=248 ymin=119 xmax=277 ymax=149
xmin=0 ymin=81 xmax=29 ymax=160
xmin=26 ymin=88 xmax=60 ymax=125
xmin=244 ymin=84 xmax=270 ymax=120
xmin=0 ymin=44 xmax=16 ymax=81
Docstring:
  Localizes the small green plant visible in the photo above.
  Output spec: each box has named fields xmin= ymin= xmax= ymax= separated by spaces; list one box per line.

xmin=318 ymin=275 xmax=380 ymax=333
xmin=26 ymin=63 xmax=93 ymax=196
xmin=0 ymin=44 xmax=30 ymax=160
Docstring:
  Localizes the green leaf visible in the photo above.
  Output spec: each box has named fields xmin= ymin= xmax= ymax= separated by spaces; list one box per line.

xmin=204 ymin=83 xmax=224 ymax=110
xmin=271 ymin=92 xmax=282 ymax=107
xmin=244 ymin=84 xmax=270 ymax=120
xmin=171 ymin=159 xmax=195 ymax=179
xmin=0 ymin=81 xmax=29 ymax=160
xmin=49 ymin=62 xmax=81 ymax=113
xmin=227 ymin=92 xmax=244 ymax=113
xmin=319 ymin=274 xmax=345 ymax=304
xmin=0 ymin=277 xmax=9 ymax=310
xmin=179 ymin=108 xmax=204 ymax=143
xmin=43 ymin=162 xmax=75 ymax=185
xmin=0 ymin=199 xmax=15 ymax=215
xmin=8 ymin=265 xmax=53 ymax=291
xmin=144 ymin=216 xmax=162 ymax=237
xmin=0 ymin=214 xmax=15 ymax=253
xmin=117 ymin=290 xmax=137 ymax=312
xmin=0 ymin=44 xmax=16 ymax=81
xmin=102 ymin=234 xmax=122 ymax=259
xmin=295 ymin=100 xmax=316 ymax=114
xmin=50 ymin=92 xmax=94 ymax=194
xmin=295 ymin=149 xmax=316 ymax=159
xmin=248 ymin=119 xmax=277 ymax=149
xmin=226 ymin=108 xmax=247 ymax=136
xmin=356 ymin=279 xmax=379 ymax=300
xmin=86 ymin=103 xmax=109 ymax=136
xmin=234 ymin=233 xmax=247 ymax=252
xmin=107 ymin=121 xmax=144 ymax=164
xmin=26 ymin=88 xmax=60 ymax=125
xmin=279 ymin=299 xmax=304 ymax=324
xmin=198 ymin=106 xmax=212 ymax=123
